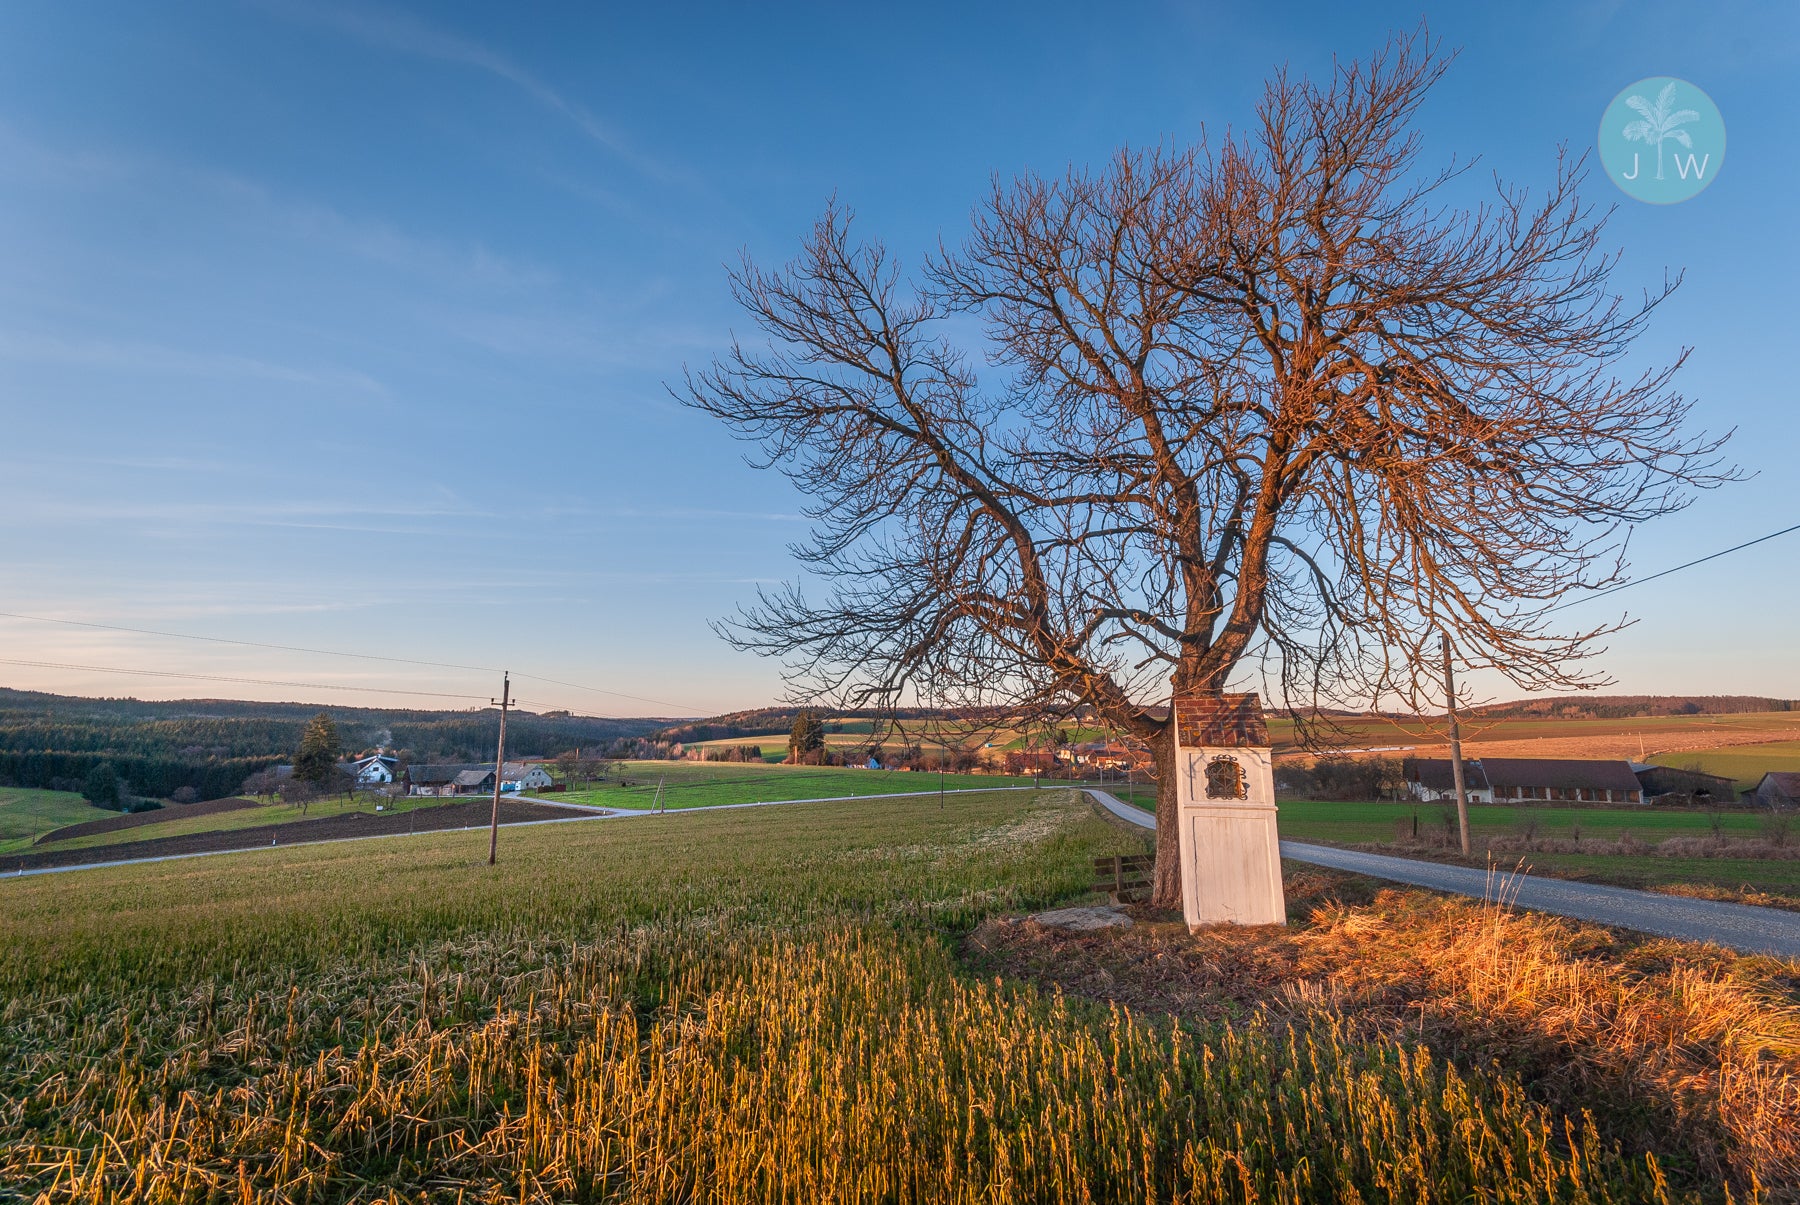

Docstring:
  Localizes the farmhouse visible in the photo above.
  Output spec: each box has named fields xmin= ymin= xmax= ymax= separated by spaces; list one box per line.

xmin=1404 ymin=759 xmax=1493 ymax=804
xmin=1061 ymin=741 xmax=1151 ymax=771
xmin=343 ymin=752 xmax=399 ymax=785
xmin=1750 ymin=772 xmax=1800 ymax=809
xmin=501 ymin=761 xmax=554 ymax=792
xmin=1406 ymin=757 xmax=1643 ymax=804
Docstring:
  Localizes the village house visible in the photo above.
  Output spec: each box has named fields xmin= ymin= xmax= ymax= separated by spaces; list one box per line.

xmin=1060 ymin=741 xmax=1151 ymax=772
xmin=1750 ymin=771 xmax=1800 ymax=809
xmin=342 ymin=751 xmax=400 ymax=786
xmin=501 ymin=762 xmax=555 ymax=792
xmin=1406 ymin=757 xmax=1643 ymax=805
xmin=1404 ymin=759 xmax=1493 ymax=804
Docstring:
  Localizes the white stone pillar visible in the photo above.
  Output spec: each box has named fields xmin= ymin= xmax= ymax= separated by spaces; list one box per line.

xmin=1174 ymin=694 xmax=1287 ymax=928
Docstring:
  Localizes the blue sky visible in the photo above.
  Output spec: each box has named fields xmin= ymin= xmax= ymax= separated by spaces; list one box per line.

xmin=0 ymin=0 xmax=1794 ymax=716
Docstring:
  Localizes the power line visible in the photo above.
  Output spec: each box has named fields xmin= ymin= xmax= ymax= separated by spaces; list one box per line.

xmin=1546 ymin=520 xmax=1800 ymax=614
xmin=0 ymin=609 xmax=496 ymax=673
xmin=0 ymin=658 xmax=491 ymax=701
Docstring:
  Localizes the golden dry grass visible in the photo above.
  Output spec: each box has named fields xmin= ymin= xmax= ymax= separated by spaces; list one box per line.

xmin=970 ymin=869 xmax=1800 ymax=1200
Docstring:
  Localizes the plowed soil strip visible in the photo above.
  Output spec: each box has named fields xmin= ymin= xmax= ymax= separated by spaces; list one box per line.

xmin=7 ymin=798 xmax=581 ymax=872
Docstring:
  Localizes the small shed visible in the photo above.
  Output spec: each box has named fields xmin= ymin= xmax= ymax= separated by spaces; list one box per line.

xmin=1633 ymin=764 xmax=1737 ymax=806
xmin=1751 ymin=772 xmax=1800 ymax=809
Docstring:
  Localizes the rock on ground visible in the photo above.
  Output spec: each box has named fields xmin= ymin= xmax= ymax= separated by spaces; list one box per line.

xmin=1031 ymin=906 xmax=1133 ymax=932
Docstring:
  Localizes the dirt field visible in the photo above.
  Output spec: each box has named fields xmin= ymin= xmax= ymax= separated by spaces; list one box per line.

xmin=3 ymin=797 xmax=593 ymax=872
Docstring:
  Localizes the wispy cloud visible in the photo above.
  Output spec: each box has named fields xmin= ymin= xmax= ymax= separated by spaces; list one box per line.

xmin=0 ymin=496 xmax=487 ymax=529
xmin=0 ymin=329 xmax=390 ymax=395
xmin=262 ymin=1 xmax=681 ymax=182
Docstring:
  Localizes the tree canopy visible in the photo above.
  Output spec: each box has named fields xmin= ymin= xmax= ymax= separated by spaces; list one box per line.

xmin=680 ymin=34 xmax=1730 ymax=903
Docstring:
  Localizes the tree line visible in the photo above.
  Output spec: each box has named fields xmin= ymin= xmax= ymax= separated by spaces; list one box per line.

xmin=0 ymin=688 xmax=663 ymax=802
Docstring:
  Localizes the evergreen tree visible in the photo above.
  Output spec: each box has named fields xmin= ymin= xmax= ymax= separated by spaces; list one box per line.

xmin=788 ymin=710 xmax=825 ymax=761
xmin=294 ymin=712 xmax=341 ymax=787
xmin=81 ymin=761 xmax=120 ymax=808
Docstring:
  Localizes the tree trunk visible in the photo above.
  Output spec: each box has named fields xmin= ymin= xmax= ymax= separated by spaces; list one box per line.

xmin=1149 ymin=724 xmax=1182 ymax=909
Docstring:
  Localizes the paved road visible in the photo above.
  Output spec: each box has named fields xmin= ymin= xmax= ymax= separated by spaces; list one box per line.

xmin=1086 ymin=790 xmax=1800 ymax=960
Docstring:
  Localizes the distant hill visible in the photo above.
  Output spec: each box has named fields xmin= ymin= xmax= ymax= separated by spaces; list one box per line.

xmin=1467 ymin=695 xmax=1795 ymax=720
xmin=0 ymin=687 xmax=669 ymax=801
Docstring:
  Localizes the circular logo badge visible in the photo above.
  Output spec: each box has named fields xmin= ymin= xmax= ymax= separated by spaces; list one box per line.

xmin=1598 ymin=77 xmax=1725 ymax=204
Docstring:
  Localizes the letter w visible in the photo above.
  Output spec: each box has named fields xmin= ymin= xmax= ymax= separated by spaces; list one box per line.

xmin=1675 ymin=153 xmax=1711 ymax=180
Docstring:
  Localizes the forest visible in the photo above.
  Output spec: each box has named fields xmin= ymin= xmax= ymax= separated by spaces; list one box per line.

xmin=0 ymin=688 xmax=669 ymax=801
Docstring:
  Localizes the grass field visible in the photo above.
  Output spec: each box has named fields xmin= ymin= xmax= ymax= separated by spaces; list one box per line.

xmin=0 ymin=788 xmax=112 ymax=854
xmin=546 ymin=758 xmax=1040 ymax=809
xmin=1651 ymin=740 xmax=1800 ymax=792
xmin=29 ymin=792 xmax=465 ymax=853
xmin=7 ymin=788 xmax=1796 ymax=1201
xmin=1273 ymin=798 xmax=1770 ymax=846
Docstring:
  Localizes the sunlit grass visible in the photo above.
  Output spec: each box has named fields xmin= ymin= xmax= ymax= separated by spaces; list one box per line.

xmin=0 ymin=788 xmax=1777 ymax=1202
xmin=0 ymin=788 xmax=108 ymax=854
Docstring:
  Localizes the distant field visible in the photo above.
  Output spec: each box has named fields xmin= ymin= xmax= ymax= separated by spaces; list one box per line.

xmin=547 ymin=759 xmax=1040 ymax=809
xmin=682 ymin=710 xmax=1800 ymax=772
xmin=0 ymin=788 xmax=109 ymax=854
xmin=1649 ymin=740 xmax=1800 ymax=792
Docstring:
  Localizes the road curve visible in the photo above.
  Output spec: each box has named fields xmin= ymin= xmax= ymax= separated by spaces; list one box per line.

xmin=1085 ymin=789 xmax=1800 ymax=960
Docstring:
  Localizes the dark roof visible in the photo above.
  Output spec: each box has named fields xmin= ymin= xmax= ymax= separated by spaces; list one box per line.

xmin=1634 ymin=765 xmax=1737 ymax=796
xmin=407 ymin=763 xmax=491 ymax=785
xmin=1175 ymin=694 xmax=1269 ymax=747
xmin=1479 ymin=758 xmax=1642 ymax=793
xmin=1757 ymin=772 xmax=1800 ymax=798
xmin=453 ymin=768 xmax=495 ymax=788
xmin=1406 ymin=759 xmax=1489 ymax=791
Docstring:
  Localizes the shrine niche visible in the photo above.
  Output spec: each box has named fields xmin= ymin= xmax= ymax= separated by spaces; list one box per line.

xmin=1172 ymin=693 xmax=1286 ymax=928
xmin=1204 ymin=755 xmax=1246 ymax=800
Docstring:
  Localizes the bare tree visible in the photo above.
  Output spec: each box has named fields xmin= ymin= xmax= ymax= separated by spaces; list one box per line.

xmin=678 ymin=34 xmax=1731 ymax=906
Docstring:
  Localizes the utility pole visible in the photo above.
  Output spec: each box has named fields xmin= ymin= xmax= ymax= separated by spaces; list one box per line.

xmin=488 ymin=671 xmax=510 ymax=866
xmin=1440 ymin=634 xmax=1471 ymax=856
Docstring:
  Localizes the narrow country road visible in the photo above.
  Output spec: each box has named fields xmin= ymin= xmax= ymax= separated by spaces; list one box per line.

xmin=1086 ymin=789 xmax=1800 ymax=960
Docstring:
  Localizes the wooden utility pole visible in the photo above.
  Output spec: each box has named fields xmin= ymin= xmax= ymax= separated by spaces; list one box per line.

xmin=1440 ymin=634 xmax=1471 ymax=856
xmin=488 ymin=671 xmax=510 ymax=866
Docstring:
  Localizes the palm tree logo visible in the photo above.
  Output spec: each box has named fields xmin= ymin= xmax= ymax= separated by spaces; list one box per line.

xmin=1621 ymin=81 xmax=1700 ymax=181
